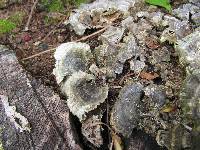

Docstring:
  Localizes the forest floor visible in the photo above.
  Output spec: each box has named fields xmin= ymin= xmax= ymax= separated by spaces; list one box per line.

xmin=0 ymin=0 xmax=83 ymax=90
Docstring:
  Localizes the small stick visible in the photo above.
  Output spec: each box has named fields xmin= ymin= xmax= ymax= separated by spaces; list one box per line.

xmin=24 ymin=0 xmax=39 ymax=31
xmin=21 ymin=26 xmax=109 ymax=61
xmin=119 ymin=72 xmax=135 ymax=85
xmin=75 ymin=26 xmax=108 ymax=42
xmin=86 ymin=122 xmax=114 ymax=133
xmin=37 ymin=16 xmax=68 ymax=44
xmin=106 ymin=99 xmax=111 ymax=149
xmin=21 ymin=48 xmax=56 ymax=61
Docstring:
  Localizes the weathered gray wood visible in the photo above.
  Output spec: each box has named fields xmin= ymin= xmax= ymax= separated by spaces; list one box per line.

xmin=0 ymin=45 xmax=82 ymax=150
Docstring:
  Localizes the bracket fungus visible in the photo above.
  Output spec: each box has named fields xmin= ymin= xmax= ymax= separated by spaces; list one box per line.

xmin=110 ymin=82 xmax=143 ymax=137
xmin=66 ymin=0 xmax=137 ymax=35
xmin=175 ymin=30 xmax=200 ymax=71
xmin=53 ymin=42 xmax=93 ymax=84
xmin=61 ymin=71 xmax=108 ymax=121
xmin=156 ymin=125 xmax=191 ymax=150
xmin=52 ymin=0 xmax=200 ymax=149
xmin=180 ymin=72 xmax=200 ymax=132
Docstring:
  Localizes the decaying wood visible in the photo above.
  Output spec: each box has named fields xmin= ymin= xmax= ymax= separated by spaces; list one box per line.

xmin=0 ymin=45 xmax=82 ymax=150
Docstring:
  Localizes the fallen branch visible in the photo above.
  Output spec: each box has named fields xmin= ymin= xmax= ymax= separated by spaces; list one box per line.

xmin=24 ymin=0 xmax=39 ymax=31
xmin=21 ymin=26 xmax=109 ymax=61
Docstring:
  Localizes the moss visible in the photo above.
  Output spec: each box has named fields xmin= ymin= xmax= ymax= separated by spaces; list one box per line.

xmin=74 ymin=0 xmax=88 ymax=6
xmin=48 ymin=0 xmax=64 ymax=12
xmin=41 ymin=0 xmax=64 ymax=12
xmin=0 ymin=19 xmax=16 ymax=35
xmin=40 ymin=0 xmax=88 ymax=12
xmin=44 ymin=15 xmax=61 ymax=25
xmin=7 ymin=11 xmax=26 ymax=26
xmin=0 ymin=0 xmax=7 ymax=8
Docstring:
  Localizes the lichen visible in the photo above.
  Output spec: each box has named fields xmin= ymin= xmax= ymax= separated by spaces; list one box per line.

xmin=179 ymin=72 xmax=200 ymax=131
xmin=144 ymin=84 xmax=167 ymax=108
xmin=172 ymin=3 xmax=200 ymax=21
xmin=0 ymin=95 xmax=30 ymax=133
xmin=95 ymin=33 xmax=139 ymax=75
xmin=52 ymin=1 xmax=200 ymax=148
xmin=160 ymin=19 xmax=191 ymax=44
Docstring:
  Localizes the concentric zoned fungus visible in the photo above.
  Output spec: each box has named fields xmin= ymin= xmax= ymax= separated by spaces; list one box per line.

xmin=61 ymin=71 xmax=108 ymax=121
xmin=53 ymin=42 xmax=93 ymax=84
xmin=110 ymin=82 xmax=143 ymax=137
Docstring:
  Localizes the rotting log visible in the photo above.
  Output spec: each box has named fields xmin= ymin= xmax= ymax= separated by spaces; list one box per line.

xmin=0 ymin=45 xmax=82 ymax=150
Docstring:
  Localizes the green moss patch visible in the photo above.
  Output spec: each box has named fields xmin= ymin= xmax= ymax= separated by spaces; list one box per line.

xmin=74 ymin=0 xmax=88 ymax=6
xmin=41 ymin=0 xmax=64 ymax=12
xmin=7 ymin=11 xmax=26 ymax=26
xmin=0 ymin=19 xmax=16 ymax=35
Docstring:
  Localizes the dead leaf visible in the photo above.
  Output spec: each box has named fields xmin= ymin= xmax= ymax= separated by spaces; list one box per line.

xmin=139 ymin=71 xmax=159 ymax=80
xmin=111 ymin=132 xmax=123 ymax=150
xmin=161 ymin=104 xmax=177 ymax=113
xmin=145 ymin=37 xmax=160 ymax=49
xmin=105 ymin=12 xmax=121 ymax=24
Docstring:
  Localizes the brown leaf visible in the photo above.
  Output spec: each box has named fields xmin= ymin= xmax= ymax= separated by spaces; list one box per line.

xmin=145 ymin=37 xmax=160 ymax=49
xmin=139 ymin=71 xmax=159 ymax=80
xmin=161 ymin=104 xmax=177 ymax=113
xmin=111 ymin=132 xmax=123 ymax=150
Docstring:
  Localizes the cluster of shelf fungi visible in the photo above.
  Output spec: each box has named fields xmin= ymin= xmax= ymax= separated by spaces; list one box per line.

xmin=53 ymin=0 xmax=200 ymax=149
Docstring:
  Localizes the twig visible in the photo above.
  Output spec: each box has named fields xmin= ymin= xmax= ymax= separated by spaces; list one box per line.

xmin=109 ymin=140 xmax=114 ymax=150
xmin=24 ymin=0 xmax=39 ymax=31
xmin=21 ymin=48 xmax=56 ymax=61
xmin=106 ymin=99 xmax=111 ymax=149
xmin=75 ymin=26 xmax=109 ymax=42
xmin=35 ymin=16 xmax=68 ymax=45
xmin=119 ymin=72 xmax=135 ymax=85
xmin=87 ymin=122 xmax=115 ymax=134
xmin=21 ymin=26 xmax=109 ymax=61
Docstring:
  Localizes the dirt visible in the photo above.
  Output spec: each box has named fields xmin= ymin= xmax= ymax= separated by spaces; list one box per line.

xmin=1 ymin=2 xmax=69 ymax=89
